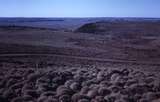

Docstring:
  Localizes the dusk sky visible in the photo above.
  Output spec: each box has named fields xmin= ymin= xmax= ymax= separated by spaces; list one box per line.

xmin=0 ymin=0 xmax=159 ymax=18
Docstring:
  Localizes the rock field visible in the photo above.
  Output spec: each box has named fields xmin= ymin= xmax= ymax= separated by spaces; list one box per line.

xmin=0 ymin=66 xmax=160 ymax=102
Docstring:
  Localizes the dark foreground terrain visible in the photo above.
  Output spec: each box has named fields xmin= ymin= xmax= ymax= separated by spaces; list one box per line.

xmin=0 ymin=18 xmax=160 ymax=102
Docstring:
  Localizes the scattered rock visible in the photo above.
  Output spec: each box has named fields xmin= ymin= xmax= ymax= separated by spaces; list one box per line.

xmin=1 ymin=66 xmax=160 ymax=102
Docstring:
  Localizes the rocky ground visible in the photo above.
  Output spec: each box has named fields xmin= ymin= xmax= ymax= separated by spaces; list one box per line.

xmin=1 ymin=19 xmax=160 ymax=102
xmin=0 ymin=62 xmax=160 ymax=102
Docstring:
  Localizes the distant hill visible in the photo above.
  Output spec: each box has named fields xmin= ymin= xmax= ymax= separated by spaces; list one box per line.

xmin=75 ymin=21 xmax=160 ymax=38
xmin=0 ymin=25 xmax=57 ymax=31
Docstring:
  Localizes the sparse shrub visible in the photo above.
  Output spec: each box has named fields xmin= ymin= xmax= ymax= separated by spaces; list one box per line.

xmin=78 ymin=98 xmax=90 ymax=102
xmin=27 ymin=73 xmax=42 ymax=82
xmin=70 ymin=82 xmax=81 ymax=92
xmin=56 ymin=85 xmax=73 ymax=96
xmin=87 ymin=89 xmax=98 ymax=98
xmin=72 ymin=93 xmax=90 ymax=102
xmin=40 ymin=91 xmax=56 ymax=97
xmin=64 ymin=80 xmax=74 ymax=88
xmin=59 ymin=94 xmax=71 ymax=102
xmin=98 ymin=87 xmax=111 ymax=96
xmin=37 ymin=96 xmax=48 ymax=102
xmin=92 ymin=96 xmax=106 ymax=102
xmin=80 ymin=86 xmax=90 ymax=94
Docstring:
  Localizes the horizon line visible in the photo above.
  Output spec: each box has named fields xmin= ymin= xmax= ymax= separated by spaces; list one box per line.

xmin=0 ymin=16 xmax=160 ymax=19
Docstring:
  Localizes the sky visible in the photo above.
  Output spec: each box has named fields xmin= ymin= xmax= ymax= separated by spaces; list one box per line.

xmin=0 ymin=0 xmax=159 ymax=18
